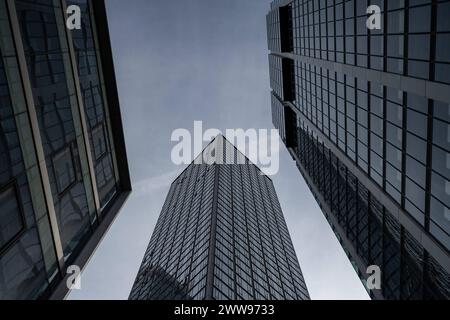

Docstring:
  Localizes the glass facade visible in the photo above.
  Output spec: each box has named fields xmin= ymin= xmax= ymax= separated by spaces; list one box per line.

xmin=0 ymin=0 xmax=130 ymax=299
xmin=16 ymin=0 xmax=92 ymax=262
xmin=129 ymin=136 xmax=309 ymax=300
xmin=0 ymin=20 xmax=51 ymax=299
xmin=268 ymin=0 xmax=450 ymax=300
xmin=68 ymin=0 xmax=119 ymax=209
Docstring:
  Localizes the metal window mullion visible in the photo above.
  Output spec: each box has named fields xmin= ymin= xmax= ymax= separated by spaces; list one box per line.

xmin=424 ymin=0 xmax=438 ymax=232
xmin=383 ymin=3 xmax=387 ymax=72
xmin=430 ymin=0 xmax=437 ymax=82
xmin=229 ymin=166 xmax=238 ymax=300
xmin=333 ymin=0 xmax=336 ymax=63
xmin=5 ymin=0 xmax=65 ymax=272
xmin=205 ymin=165 xmax=219 ymax=300
xmin=344 ymin=74 xmax=348 ymax=158
xmin=404 ymin=0 xmax=409 ymax=76
xmin=424 ymin=100 xmax=434 ymax=233
xmin=368 ymin=81 xmax=372 ymax=181
xmin=399 ymin=226 xmax=405 ymax=298
xmin=342 ymin=0 xmax=346 ymax=65
xmin=401 ymin=91 xmax=407 ymax=209
xmin=237 ymin=165 xmax=257 ymax=299
xmin=382 ymin=87 xmax=387 ymax=191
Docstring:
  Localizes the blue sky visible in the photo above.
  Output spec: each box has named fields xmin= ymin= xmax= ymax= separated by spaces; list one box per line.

xmin=68 ymin=0 xmax=369 ymax=300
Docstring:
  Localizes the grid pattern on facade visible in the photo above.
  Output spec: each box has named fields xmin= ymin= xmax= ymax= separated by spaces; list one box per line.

xmin=267 ymin=8 xmax=282 ymax=53
xmin=267 ymin=0 xmax=450 ymax=300
xmin=0 ymin=0 xmax=130 ymax=299
xmin=269 ymin=54 xmax=285 ymax=101
xmin=130 ymin=137 xmax=309 ymax=300
xmin=0 ymin=41 xmax=51 ymax=299
xmin=294 ymin=120 xmax=449 ymax=299
xmin=291 ymin=61 xmax=450 ymax=249
xmin=290 ymin=0 xmax=450 ymax=84
xmin=271 ymin=93 xmax=287 ymax=142
xmin=16 ymin=0 xmax=92 ymax=261
xmin=213 ymin=163 xmax=308 ymax=300
xmin=68 ymin=0 xmax=119 ymax=209
xmin=129 ymin=163 xmax=214 ymax=300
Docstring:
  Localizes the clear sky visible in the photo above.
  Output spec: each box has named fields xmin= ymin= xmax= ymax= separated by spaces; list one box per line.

xmin=68 ymin=0 xmax=370 ymax=300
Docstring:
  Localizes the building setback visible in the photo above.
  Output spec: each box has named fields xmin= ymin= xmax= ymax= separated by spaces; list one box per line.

xmin=0 ymin=0 xmax=130 ymax=299
xmin=267 ymin=0 xmax=450 ymax=299
xmin=129 ymin=136 xmax=309 ymax=300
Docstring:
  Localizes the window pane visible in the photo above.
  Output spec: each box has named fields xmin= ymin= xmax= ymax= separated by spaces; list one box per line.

xmin=408 ymin=34 xmax=430 ymax=60
xmin=92 ymin=123 xmax=107 ymax=160
xmin=53 ymin=147 xmax=76 ymax=193
xmin=408 ymin=6 xmax=431 ymax=33
xmin=0 ymin=185 xmax=24 ymax=250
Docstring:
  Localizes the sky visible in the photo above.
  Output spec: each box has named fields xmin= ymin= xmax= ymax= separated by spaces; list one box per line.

xmin=69 ymin=0 xmax=370 ymax=300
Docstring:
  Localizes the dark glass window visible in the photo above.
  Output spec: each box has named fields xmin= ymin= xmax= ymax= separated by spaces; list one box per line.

xmin=408 ymin=34 xmax=430 ymax=60
xmin=387 ymin=35 xmax=404 ymax=58
xmin=16 ymin=0 xmax=92 ymax=259
xmin=432 ymin=146 xmax=450 ymax=179
xmin=408 ymin=6 xmax=431 ymax=33
xmin=435 ymin=64 xmax=450 ymax=84
xmin=387 ymin=10 xmax=404 ymax=34
xmin=406 ymin=156 xmax=426 ymax=186
xmin=68 ymin=0 xmax=118 ymax=208
xmin=430 ymin=197 xmax=450 ymax=249
xmin=407 ymin=133 xmax=427 ymax=164
xmin=0 ymin=184 xmax=24 ymax=251
xmin=431 ymin=172 xmax=450 ymax=208
xmin=92 ymin=123 xmax=107 ymax=160
xmin=433 ymin=119 xmax=450 ymax=152
xmin=434 ymin=101 xmax=450 ymax=123
xmin=53 ymin=147 xmax=76 ymax=194
xmin=407 ymin=109 xmax=428 ymax=138
xmin=408 ymin=93 xmax=428 ymax=113
xmin=387 ymin=103 xmax=403 ymax=127
xmin=436 ymin=2 xmax=450 ymax=32
xmin=436 ymin=34 xmax=450 ymax=63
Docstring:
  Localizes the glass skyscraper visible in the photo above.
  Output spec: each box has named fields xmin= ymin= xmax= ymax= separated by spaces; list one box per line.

xmin=129 ymin=136 xmax=309 ymax=300
xmin=0 ymin=0 xmax=130 ymax=299
xmin=267 ymin=0 xmax=450 ymax=299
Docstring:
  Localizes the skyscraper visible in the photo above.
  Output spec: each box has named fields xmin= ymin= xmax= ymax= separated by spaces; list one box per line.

xmin=0 ymin=0 xmax=130 ymax=299
xmin=267 ymin=0 xmax=450 ymax=299
xmin=129 ymin=136 xmax=309 ymax=300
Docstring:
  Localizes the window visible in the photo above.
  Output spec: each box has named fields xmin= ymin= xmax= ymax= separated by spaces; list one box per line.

xmin=408 ymin=6 xmax=431 ymax=33
xmin=0 ymin=182 xmax=25 ymax=253
xmin=436 ymin=1 xmax=450 ymax=32
xmin=53 ymin=146 xmax=76 ymax=194
xmin=92 ymin=123 xmax=107 ymax=160
xmin=408 ymin=34 xmax=430 ymax=60
xmin=430 ymin=197 xmax=450 ymax=250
